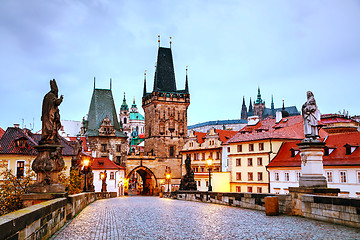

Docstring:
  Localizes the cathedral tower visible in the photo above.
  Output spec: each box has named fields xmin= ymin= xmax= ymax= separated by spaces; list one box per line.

xmin=142 ymin=46 xmax=190 ymax=158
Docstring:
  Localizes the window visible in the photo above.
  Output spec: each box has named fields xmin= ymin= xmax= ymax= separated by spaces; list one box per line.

xmin=296 ymin=172 xmax=301 ymax=181
xmin=99 ymin=172 xmax=103 ymax=180
xmin=101 ymin=144 xmax=107 ymax=152
xmin=116 ymin=144 xmax=121 ymax=152
xmin=169 ymin=146 xmax=175 ymax=157
xmin=237 ymin=145 xmax=242 ymax=152
xmin=189 ymin=142 xmax=193 ymax=147
xmin=357 ymin=171 xmax=360 ymax=184
xmin=210 ymin=152 xmax=213 ymax=159
xmin=216 ymin=152 xmax=220 ymax=160
xmin=257 ymin=187 xmax=262 ymax=193
xmin=247 ymin=186 xmax=253 ymax=193
xmin=194 ymin=153 xmax=198 ymax=161
xmin=257 ymin=157 xmax=262 ymax=166
xmin=236 ymin=158 xmax=241 ymax=166
xmin=275 ymin=172 xmax=279 ymax=181
xmin=16 ymin=161 xmax=25 ymax=179
xmin=202 ymin=153 xmax=205 ymax=160
xmin=258 ymin=172 xmax=263 ymax=181
xmin=326 ymin=171 xmax=333 ymax=183
xmin=227 ymin=147 xmax=230 ymax=153
xmin=236 ymin=186 xmax=241 ymax=192
xmin=200 ymin=167 xmax=205 ymax=172
xmin=247 ymin=158 xmax=253 ymax=166
xmin=248 ymin=172 xmax=253 ymax=181
xmin=340 ymin=171 xmax=347 ymax=183
xmin=198 ymin=181 xmax=201 ymax=186
xmin=236 ymin=172 xmax=242 ymax=180
xmin=259 ymin=143 xmax=264 ymax=151
xmin=285 ymin=172 xmax=290 ymax=181
xmin=206 ymin=181 xmax=209 ymax=187
xmin=192 ymin=167 xmax=198 ymax=173
xmin=249 ymin=144 xmax=254 ymax=152
xmin=110 ymin=172 xmax=114 ymax=180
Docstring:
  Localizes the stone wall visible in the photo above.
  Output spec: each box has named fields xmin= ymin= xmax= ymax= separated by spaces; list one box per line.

xmin=302 ymin=194 xmax=360 ymax=228
xmin=172 ymin=191 xmax=360 ymax=229
xmin=0 ymin=192 xmax=116 ymax=240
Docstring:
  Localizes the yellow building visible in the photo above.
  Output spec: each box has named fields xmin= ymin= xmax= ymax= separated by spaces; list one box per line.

xmin=224 ymin=115 xmax=305 ymax=193
xmin=0 ymin=125 xmax=74 ymax=182
xmin=181 ymin=128 xmax=237 ymax=191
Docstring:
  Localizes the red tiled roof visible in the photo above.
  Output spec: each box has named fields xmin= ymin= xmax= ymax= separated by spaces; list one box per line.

xmin=214 ymin=129 xmax=238 ymax=143
xmin=92 ymin=157 xmax=125 ymax=170
xmin=267 ymin=131 xmax=360 ymax=168
xmin=194 ymin=131 xmax=206 ymax=144
xmin=0 ymin=127 xmax=75 ymax=156
xmin=0 ymin=127 xmax=5 ymax=139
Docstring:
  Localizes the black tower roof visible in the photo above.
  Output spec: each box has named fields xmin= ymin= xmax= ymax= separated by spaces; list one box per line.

xmin=153 ymin=47 xmax=177 ymax=92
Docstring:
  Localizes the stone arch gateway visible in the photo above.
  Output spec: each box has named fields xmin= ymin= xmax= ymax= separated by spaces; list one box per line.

xmin=127 ymin=166 xmax=158 ymax=195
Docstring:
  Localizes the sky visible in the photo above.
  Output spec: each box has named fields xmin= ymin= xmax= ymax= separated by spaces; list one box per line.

xmin=1 ymin=0 xmax=360 ymax=131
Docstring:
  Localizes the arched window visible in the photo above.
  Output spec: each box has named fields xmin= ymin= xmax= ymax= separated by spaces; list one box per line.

xmin=124 ymin=118 xmax=127 ymax=124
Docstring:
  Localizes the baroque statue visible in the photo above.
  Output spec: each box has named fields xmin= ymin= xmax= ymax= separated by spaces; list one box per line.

xmin=179 ymin=155 xmax=197 ymax=191
xmin=30 ymin=79 xmax=66 ymax=193
xmin=301 ymin=91 xmax=321 ymax=141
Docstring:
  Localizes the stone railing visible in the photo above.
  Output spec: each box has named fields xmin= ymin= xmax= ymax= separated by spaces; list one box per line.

xmin=0 ymin=192 xmax=117 ymax=240
xmin=302 ymin=194 xmax=360 ymax=228
xmin=171 ymin=191 xmax=359 ymax=228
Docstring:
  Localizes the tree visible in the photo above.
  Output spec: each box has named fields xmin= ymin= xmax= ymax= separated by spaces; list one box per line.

xmin=0 ymin=162 xmax=36 ymax=216
xmin=58 ymin=166 xmax=83 ymax=195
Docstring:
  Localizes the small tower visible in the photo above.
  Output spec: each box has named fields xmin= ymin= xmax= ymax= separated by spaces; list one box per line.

xmin=253 ymin=87 xmax=266 ymax=118
xmin=119 ymin=93 xmax=130 ymax=132
xmin=248 ymin=98 xmax=254 ymax=117
xmin=131 ymin=97 xmax=138 ymax=113
xmin=271 ymin=95 xmax=275 ymax=116
xmin=241 ymin=96 xmax=248 ymax=120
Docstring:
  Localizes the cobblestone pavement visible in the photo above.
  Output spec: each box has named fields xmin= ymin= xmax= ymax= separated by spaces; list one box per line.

xmin=52 ymin=196 xmax=360 ymax=240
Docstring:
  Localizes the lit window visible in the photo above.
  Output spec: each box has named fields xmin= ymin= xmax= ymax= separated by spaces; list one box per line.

xmin=16 ymin=161 xmax=25 ymax=179
xmin=257 ymin=157 xmax=262 ymax=166
xmin=248 ymin=158 xmax=253 ymax=166
xmin=249 ymin=144 xmax=254 ymax=152
xmin=258 ymin=172 xmax=263 ymax=181
xmin=248 ymin=172 xmax=253 ymax=181
xmin=275 ymin=172 xmax=279 ymax=181
xmin=326 ymin=171 xmax=333 ymax=183
xmin=340 ymin=171 xmax=347 ymax=183
xmin=236 ymin=186 xmax=241 ymax=192
xmin=236 ymin=172 xmax=241 ymax=180
xmin=110 ymin=172 xmax=114 ymax=180
xmin=236 ymin=158 xmax=241 ymax=166
xmin=257 ymin=187 xmax=262 ymax=193
xmin=285 ymin=172 xmax=289 ymax=181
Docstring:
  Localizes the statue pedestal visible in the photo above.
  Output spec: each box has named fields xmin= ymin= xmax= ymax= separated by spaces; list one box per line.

xmin=22 ymin=193 xmax=67 ymax=208
xmin=297 ymin=141 xmax=327 ymax=188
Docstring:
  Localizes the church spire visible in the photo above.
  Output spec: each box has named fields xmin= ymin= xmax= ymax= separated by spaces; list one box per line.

xmin=185 ymin=66 xmax=189 ymax=93
xmin=143 ymin=70 xmax=147 ymax=97
xmin=152 ymin=46 xmax=177 ymax=92
xmin=271 ymin=95 xmax=274 ymax=110
xmin=120 ymin=92 xmax=129 ymax=111
xmin=248 ymin=97 xmax=254 ymax=117
xmin=241 ymin=96 xmax=247 ymax=120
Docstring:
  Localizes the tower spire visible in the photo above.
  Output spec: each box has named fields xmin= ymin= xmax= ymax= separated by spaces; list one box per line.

xmin=185 ymin=66 xmax=189 ymax=93
xmin=241 ymin=96 xmax=248 ymax=120
xmin=158 ymin=35 xmax=160 ymax=48
xmin=271 ymin=95 xmax=274 ymax=110
xmin=143 ymin=70 xmax=147 ymax=97
xmin=170 ymin=37 xmax=172 ymax=49
xmin=93 ymin=77 xmax=96 ymax=89
xmin=282 ymin=99 xmax=285 ymax=110
xmin=110 ymin=78 xmax=112 ymax=90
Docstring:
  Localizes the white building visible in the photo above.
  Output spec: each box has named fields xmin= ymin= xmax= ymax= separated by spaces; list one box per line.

xmin=92 ymin=157 xmax=126 ymax=196
xmin=119 ymin=94 xmax=145 ymax=139
xmin=267 ymin=132 xmax=360 ymax=197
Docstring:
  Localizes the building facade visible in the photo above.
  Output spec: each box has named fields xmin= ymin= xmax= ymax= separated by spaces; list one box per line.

xmin=267 ymin=132 xmax=360 ymax=197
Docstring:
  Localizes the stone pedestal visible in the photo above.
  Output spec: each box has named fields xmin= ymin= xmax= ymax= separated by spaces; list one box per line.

xmin=297 ymin=141 xmax=327 ymax=188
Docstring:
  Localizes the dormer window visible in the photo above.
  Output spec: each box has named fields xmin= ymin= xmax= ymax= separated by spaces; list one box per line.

xmin=15 ymin=138 xmax=27 ymax=148
xmin=290 ymin=148 xmax=299 ymax=157
xmin=98 ymin=160 xmax=104 ymax=166
xmin=344 ymin=144 xmax=357 ymax=155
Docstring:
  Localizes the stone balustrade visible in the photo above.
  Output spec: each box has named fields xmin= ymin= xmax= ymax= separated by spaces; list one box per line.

xmin=0 ymin=192 xmax=117 ymax=240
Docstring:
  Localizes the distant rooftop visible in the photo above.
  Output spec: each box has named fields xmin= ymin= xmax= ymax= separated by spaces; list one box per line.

xmin=188 ymin=119 xmax=247 ymax=129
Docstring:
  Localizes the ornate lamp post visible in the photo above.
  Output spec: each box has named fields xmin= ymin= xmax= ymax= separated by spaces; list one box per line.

xmin=101 ymin=171 xmax=107 ymax=192
xmin=82 ymin=157 xmax=90 ymax=192
xmin=166 ymin=173 xmax=171 ymax=193
xmin=207 ymin=157 xmax=213 ymax=192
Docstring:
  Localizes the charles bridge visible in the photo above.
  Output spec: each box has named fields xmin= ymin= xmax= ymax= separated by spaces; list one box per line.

xmin=1 ymin=191 xmax=360 ymax=239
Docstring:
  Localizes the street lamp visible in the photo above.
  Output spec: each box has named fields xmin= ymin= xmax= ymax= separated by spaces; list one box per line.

xmin=82 ymin=157 xmax=90 ymax=192
xmin=166 ymin=173 xmax=171 ymax=193
xmin=101 ymin=171 xmax=107 ymax=192
xmin=207 ymin=157 xmax=213 ymax=192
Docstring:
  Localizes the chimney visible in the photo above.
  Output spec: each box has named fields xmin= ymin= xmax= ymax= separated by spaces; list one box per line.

xmin=276 ymin=111 xmax=282 ymax=123
xmin=247 ymin=116 xmax=259 ymax=126
xmin=14 ymin=124 xmax=20 ymax=128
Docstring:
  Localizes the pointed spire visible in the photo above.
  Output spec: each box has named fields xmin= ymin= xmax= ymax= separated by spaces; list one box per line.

xmin=185 ymin=66 xmax=189 ymax=93
xmin=241 ymin=96 xmax=248 ymax=120
xmin=120 ymin=92 xmax=129 ymax=111
xmin=110 ymin=78 xmax=112 ymax=90
xmin=93 ymin=77 xmax=96 ymax=89
xmin=170 ymin=37 xmax=172 ymax=49
xmin=271 ymin=95 xmax=274 ymax=110
xmin=153 ymin=47 xmax=176 ymax=92
xmin=158 ymin=35 xmax=160 ymax=48
xmin=282 ymin=99 xmax=285 ymax=110
xmin=242 ymin=96 xmax=246 ymax=106
xmin=143 ymin=70 xmax=147 ymax=97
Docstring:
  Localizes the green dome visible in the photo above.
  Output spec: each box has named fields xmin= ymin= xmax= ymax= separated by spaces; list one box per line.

xmin=129 ymin=112 xmax=144 ymax=121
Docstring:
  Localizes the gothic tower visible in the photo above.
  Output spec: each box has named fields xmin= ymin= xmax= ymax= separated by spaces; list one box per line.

xmin=241 ymin=96 xmax=248 ymax=120
xmin=253 ymin=87 xmax=266 ymax=117
xmin=142 ymin=46 xmax=190 ymax=158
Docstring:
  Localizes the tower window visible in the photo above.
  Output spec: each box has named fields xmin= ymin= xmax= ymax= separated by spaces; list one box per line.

xmin=124 ymin=118 xmax=127 ymax=124
xmin=169 ymin=146 xmax=175 ymax=157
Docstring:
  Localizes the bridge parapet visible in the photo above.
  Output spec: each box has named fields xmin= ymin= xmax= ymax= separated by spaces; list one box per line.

xmin=0 ymin=192 xmax=117 ymax=240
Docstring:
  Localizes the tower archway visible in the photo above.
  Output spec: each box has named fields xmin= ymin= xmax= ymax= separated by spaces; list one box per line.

xmin=127 ymin=166 xmax=158 ymax=195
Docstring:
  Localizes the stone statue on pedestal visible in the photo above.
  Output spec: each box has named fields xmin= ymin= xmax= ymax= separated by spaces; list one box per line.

xmin=301 ymin=91 xmax=321 ymax=141
xmin=30 ymin=79 xmax=66 ymax=193
xmin=179 ymin=156 xmax=197 ymax=190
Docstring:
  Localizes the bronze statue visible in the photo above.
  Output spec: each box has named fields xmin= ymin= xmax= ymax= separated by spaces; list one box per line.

xmin=179 ymin=155 xmax=197 ymax=190
xmin=40 ymin=79 xmax=63 ymax=144
xmin=302 ymin=91 xmax=321 ymax=141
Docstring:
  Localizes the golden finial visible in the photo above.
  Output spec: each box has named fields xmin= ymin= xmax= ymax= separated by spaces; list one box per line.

xmin=158 ymin=35 xmax=160 ymax=47
xmin=170 ymin=37 xmax=172 ymax=48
